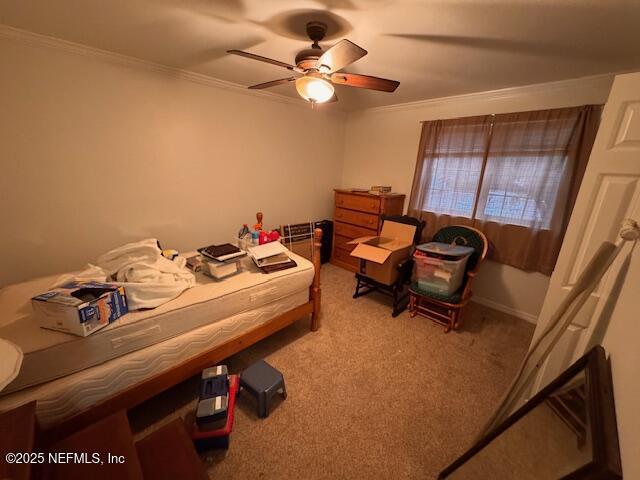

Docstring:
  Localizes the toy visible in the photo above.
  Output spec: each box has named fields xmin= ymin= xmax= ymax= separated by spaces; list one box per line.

xmin=253 ymin=212 xmax=263 ymax=231
xmin=251 ymin=212 xmax=282 ymax=245
xmin=238 ymin=224 xmax=250 ymax=239
xmin=161 ymin=249 xmax=179 ymax=260
xmin=257 ymin=230 xmax=281 ymax=245
xmin=268 ymin=230 xmax=280 ymax=242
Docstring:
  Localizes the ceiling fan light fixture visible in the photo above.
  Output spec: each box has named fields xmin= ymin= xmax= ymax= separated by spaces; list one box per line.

xmin=295 ymin=76 xmax=335 ymax=103
xmin=229 ymin=21 xmax=400 ymax=103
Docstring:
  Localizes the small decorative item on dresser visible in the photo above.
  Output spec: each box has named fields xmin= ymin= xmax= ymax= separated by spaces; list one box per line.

xmin=331 ymin=188 xmax=406 ymax=272
xmin=369 ymin=185 xmax=392 ymax=194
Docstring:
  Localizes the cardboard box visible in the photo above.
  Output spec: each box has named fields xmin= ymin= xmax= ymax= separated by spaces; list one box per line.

xmin=32 ymin=282 xmax=128 ymax=336
xmin=349 ymin=221 xmax=417 ymax=285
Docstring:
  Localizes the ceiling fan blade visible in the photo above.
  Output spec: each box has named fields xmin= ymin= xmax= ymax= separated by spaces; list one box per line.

xmin=227 ymin=49 xmax=296 ymax=71
xmin=331 ymin=72 xmax=400 ymax=92
xmin=248 ymin=77 xmax=297 ymax=89
xmin=316 ymin=39 xmax=367 ymax=73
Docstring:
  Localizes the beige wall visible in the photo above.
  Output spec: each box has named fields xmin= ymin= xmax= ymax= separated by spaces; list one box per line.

xmin=0 ymin=36 xmax=345 ymax=286
xmin=0 ymin=30 xmax=615 ymax=323
xmin=341 ymin=76 xmax=614 ymax=322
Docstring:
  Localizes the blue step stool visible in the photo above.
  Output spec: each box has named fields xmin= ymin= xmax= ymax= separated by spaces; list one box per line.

xmin=239 ymin=360 xmax=287 ymax=418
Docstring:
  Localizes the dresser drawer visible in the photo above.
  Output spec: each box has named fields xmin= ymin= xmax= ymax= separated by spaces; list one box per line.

xmin=334 ymin=234 xmax=357 ymax=252
xmin=334 ymin=221 xmax=377 ymax=240
xmin=332 ymin=246 xmax=360 ymax=269
xmin=335 ymin=192 xmax=381 ymax=214
xmin=334 ymin=207 xmax=379 ymax=230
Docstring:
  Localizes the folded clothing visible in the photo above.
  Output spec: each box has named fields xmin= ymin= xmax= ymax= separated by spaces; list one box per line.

xmin=51 ymin=238 xmax=196 ymax=310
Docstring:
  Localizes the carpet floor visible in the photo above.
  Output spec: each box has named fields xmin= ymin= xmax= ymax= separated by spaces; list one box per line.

xmin=129 ymin=264 xmax=535 ymax=479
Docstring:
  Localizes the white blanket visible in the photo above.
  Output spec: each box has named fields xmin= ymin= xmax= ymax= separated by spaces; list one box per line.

xmin=52 ymin=239 xmax=196 ymax=310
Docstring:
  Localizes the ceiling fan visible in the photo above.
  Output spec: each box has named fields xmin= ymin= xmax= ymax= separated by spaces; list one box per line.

xmin=227 ymin=21 xmax=400 ymax=105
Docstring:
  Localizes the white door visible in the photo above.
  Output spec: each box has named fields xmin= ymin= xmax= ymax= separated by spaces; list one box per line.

xmin=531 ymin=71 xmax=640 ymax=392
xmin=529 ymin=72 xmax=640 ymax=477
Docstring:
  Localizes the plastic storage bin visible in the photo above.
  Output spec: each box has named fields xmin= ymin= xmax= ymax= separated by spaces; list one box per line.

xmin=413 ymin=242 xmax=474 ymax=295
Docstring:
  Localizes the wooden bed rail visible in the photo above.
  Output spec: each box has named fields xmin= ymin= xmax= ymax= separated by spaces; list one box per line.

xmin=310 ymin=227 xmax=322 ymax=331
xmin=41 ymin=229 xmax=323 ymax=445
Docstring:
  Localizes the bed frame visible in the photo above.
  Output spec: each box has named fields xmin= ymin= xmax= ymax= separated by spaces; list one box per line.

xmin=42 ymin=229 xmax=323 ymax=445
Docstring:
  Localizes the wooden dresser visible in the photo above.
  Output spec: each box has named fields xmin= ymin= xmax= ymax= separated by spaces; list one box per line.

xmin=331 ymin=189 xmax=406 ymax=272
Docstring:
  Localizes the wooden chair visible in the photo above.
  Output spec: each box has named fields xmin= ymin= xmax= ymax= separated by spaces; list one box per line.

xmin=353 ymin=215 xmax=426 ymax=317
xmin=408 ymin=225 xmax=488 ymax=332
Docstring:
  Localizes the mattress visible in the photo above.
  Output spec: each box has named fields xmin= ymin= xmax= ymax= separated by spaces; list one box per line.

xmin=0 ymin=288 xmax=310 ymax=428
xmin=0 ymin=253 xmax=314 ymax=394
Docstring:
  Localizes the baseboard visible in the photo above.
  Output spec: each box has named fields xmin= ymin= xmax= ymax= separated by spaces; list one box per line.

xmin=471 ymin=296 xmax=538 ymax=324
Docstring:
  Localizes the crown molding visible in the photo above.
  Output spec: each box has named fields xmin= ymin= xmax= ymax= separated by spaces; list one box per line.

xmin=350 ymin=73 xmax=616 ymax=116
xmin=0 ymin=23 xmax=622 ymax=119
xmin=0 ymin=24 xmax=347 ymax=117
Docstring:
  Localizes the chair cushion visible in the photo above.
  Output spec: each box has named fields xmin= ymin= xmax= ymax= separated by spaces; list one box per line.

xmin=409 ymin=282 xmax=462 ymax=304
xmin=432 ymin=226 xmax=486 ymax=271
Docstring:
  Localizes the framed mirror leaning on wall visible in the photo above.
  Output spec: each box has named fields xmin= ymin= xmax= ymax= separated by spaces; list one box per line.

xmin=439 ymin=346 xmax=622 ymax=479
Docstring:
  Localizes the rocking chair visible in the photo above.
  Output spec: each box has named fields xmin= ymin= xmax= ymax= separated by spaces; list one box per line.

xmin=353 ymin=215 xmax=426 ymax=317
xmin=408 ymin=225 xmax=488 ymax=332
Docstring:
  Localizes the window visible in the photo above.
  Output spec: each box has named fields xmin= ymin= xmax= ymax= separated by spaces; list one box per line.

xmin=475 ymin=154 xmax=564 ymax=228
xmin=424 ymin=155 xmax=482 ymax=217
xmin=420 ymin=111 xmax=580 ymax=229
xmin=409 ymin=105 xmax=601 ymax=274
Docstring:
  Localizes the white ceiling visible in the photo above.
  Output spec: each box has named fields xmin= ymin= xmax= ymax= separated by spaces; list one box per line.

xmin=1 ymin=0 xmax=640 ymax=111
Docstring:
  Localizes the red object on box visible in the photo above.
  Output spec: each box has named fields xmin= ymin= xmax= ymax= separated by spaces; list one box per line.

xmin=191 ymin=375 xmax=239 ymax=439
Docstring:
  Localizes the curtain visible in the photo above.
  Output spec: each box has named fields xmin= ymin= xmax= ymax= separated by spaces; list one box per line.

xmin=408 ymin=105 xmax=602 ymax=275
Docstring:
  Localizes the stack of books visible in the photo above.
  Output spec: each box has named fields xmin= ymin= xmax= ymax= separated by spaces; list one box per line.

xmin=198 ymin=244 xmax=246 ymax=262
xmin=186 ymin=255 xmax=204 ymax=273
xmin=247 ymin=242 xmax=297 ymax=273
xmin=197 ymin=243 xmax=246 ymax=280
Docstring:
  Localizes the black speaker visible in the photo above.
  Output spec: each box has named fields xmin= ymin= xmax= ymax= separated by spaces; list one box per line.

xmin=313 ymin=220 xmax=333 ymax=264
